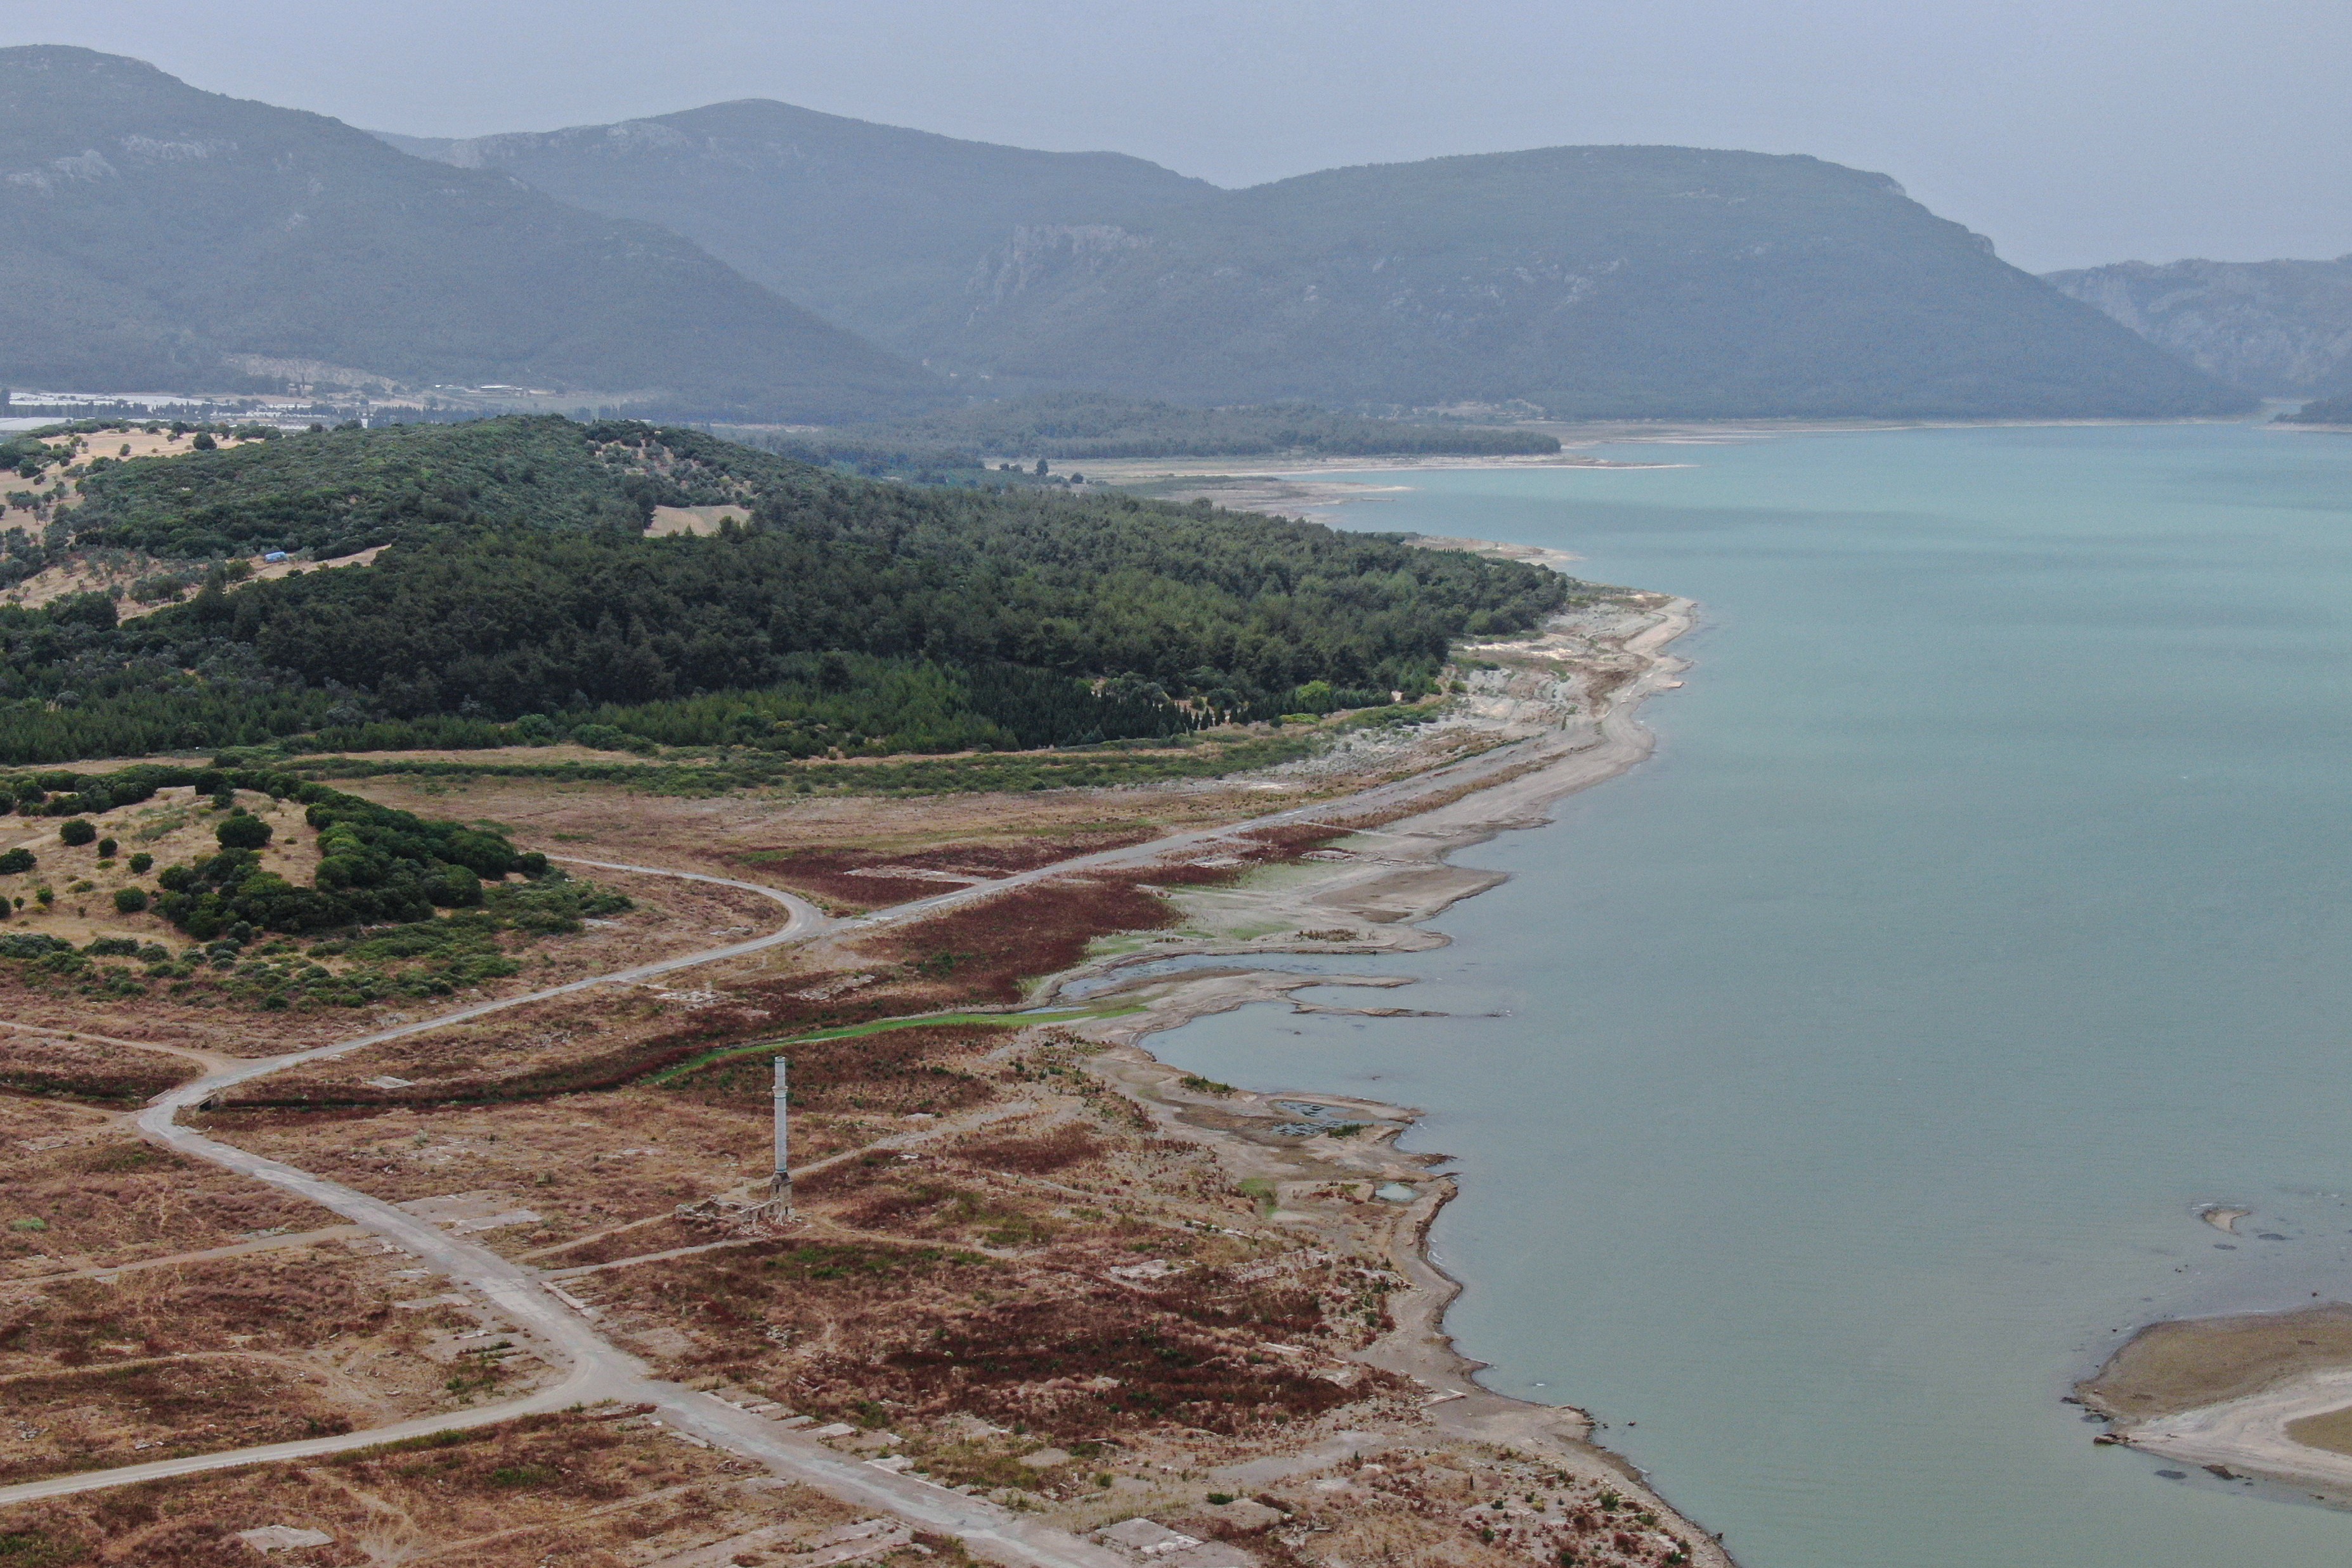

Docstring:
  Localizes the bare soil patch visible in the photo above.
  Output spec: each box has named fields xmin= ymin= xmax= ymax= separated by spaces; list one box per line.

xmin=2285 ymin=1403 xmax=2352 ymax=1456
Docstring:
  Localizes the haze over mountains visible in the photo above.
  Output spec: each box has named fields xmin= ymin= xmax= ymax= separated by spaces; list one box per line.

xmin=3 ymin=45 xmax=2258 ymax=422
xmin=0 ymin=47 xmax=942 ymax=420
xmin=376 ymin=100 xmax=1216 ymax=360
xmin=395 ymin=105 xmax=2243 ymax=420
xmin=2045 ymin=257 xmax=2352 ymax=399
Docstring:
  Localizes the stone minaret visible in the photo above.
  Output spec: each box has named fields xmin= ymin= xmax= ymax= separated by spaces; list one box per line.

xmin=769 ymin=1056 xmax=791 ymax=1214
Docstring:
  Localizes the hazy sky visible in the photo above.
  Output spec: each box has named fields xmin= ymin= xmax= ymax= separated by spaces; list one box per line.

xmin=8 ymin=0 xmax=2347 ymax=272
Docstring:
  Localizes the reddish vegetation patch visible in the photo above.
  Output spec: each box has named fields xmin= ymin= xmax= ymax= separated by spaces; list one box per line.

xmin=0 ymin=1257 xmax=393 ymax=1367
xmin=0 ymin=1034 xmax=192 ymax=1103
xmin=593 ymin=1239 xmax=1375 ymax=1444
xmin=218 ymin=1006 xmax=776 ymax=1110
xmin=664 ymin=1023 xmax=1002 ymax=1118
xmin=0 ymin=1357 xmax=356 ymax=1485
xmin=727 ymin=848 xmax=953 ymax=910
xmin=954 ymin=1125 xmax=1102 ymax=1175
xmin=194 ymin=827 xmax=1342 ymax=1117
xmin=857 ymin=873 xmax=1179 ymax=1005
xmin=866 ymin=1285 xmax=1358 ymax=1437
xmin=727 ymin=831 xmax=1160 ymax=912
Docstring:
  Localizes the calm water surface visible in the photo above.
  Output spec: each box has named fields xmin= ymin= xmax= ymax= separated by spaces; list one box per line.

xmin=1148 ymin=424 xmax=2352 ymax=1566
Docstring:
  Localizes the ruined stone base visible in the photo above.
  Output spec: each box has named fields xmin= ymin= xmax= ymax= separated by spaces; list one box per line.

xmin=674 ymin=1181 xmax=795 ymax=1235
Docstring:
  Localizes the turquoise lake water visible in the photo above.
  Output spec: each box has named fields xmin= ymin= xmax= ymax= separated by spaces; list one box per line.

xmin=1148 ymin=423 xmax=2352 ymax=1565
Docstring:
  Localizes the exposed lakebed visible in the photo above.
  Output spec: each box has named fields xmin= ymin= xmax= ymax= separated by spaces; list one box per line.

xmin=1148 ymin=423 xmax=2352 ymax=1565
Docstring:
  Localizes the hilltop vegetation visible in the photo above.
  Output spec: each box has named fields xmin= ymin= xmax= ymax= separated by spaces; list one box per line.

xmin=0 ymin=760 xmax=550 ymax=944
xmin=0 ymin=48 xmax=941 ymax=419
xmin=786 ymin=392 xmax=1560 ymax=467
xmin=0 ymin=417 xmax=1571 ymax=765
xmin=58 ymin=417 xmax=654 ymax=559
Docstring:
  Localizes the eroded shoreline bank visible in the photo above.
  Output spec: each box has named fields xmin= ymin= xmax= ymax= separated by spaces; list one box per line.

xmin=1037 ymin=597 xmax=1729 ymax=1558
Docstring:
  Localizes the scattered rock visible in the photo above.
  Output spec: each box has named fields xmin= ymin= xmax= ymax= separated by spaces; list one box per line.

xmin=237 ymin=1526 xmax=334 ymax=1552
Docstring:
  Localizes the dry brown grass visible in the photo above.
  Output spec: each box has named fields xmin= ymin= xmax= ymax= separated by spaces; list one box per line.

xmin=0 ymin=1125 xmax=332 ymax=1280
xmin=185 ymin=1091 xmax=779 ymax=1258
xmin=727 ymin=830 xmax=1157 ymax=912
xmin=582 ymin=1231 xmax=1387 ymax=1449
xmin=0 ymin=1249 xmax=565 ymax=1486
xmin=0 ymin=787 xmax=316 ymax=951
xmin=333 ymin=772 xmax=1247 ymax=884
xmin=0 ymin=1409 xmax=861 ymax=1566
xmin=0 ymin=1356 xmax=360 ymax=1486
xmin=553 ymin=1053 xmax=1427 ymax=1467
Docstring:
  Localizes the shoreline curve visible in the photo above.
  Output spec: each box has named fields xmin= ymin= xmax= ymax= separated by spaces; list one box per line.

xmin=1053 ymin=595 xmax=1729 ymax=1558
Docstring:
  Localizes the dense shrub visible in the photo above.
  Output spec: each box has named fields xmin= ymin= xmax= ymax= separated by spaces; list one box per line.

xmin=214 ymin=813 xmax=271 ymax=850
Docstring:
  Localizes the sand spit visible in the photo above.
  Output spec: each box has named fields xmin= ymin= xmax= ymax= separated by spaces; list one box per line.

xmin=2084 ymin=1304 xmax=2352 ymax=1496
xmin=1034 ymin=595 xmax=1732 ymax=1559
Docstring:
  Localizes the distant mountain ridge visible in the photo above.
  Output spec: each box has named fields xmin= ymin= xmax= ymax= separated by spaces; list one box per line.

xmin=933 ymin=146 xmax=2246 ymax=418
xmin=392 ymin=114 xmax=2247 ymax=420
xmin=2044 ymin=257 xmax=2352 ymax=396
xmin=377 ymin=100 xmax=1214 ymax=359
xmin=0 ymin=47 xmax=944 ymax=420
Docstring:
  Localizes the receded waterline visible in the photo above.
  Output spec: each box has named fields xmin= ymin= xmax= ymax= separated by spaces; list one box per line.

xmin=1145 ymin=423 xmax=2352 ymax=1567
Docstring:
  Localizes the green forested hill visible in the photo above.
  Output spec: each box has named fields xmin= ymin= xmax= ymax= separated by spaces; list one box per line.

xmin=0 ymin=418 xmax=1570 ymax=763
xmin=378 ymin=98 xmax=1214 ymax=359
xmin=0 ymin=48 xmax=942 ymax=420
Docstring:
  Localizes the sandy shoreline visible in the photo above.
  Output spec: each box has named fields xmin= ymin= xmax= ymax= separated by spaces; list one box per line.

xmin=1036 ymin=595 xmax=1729 ymax=1557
